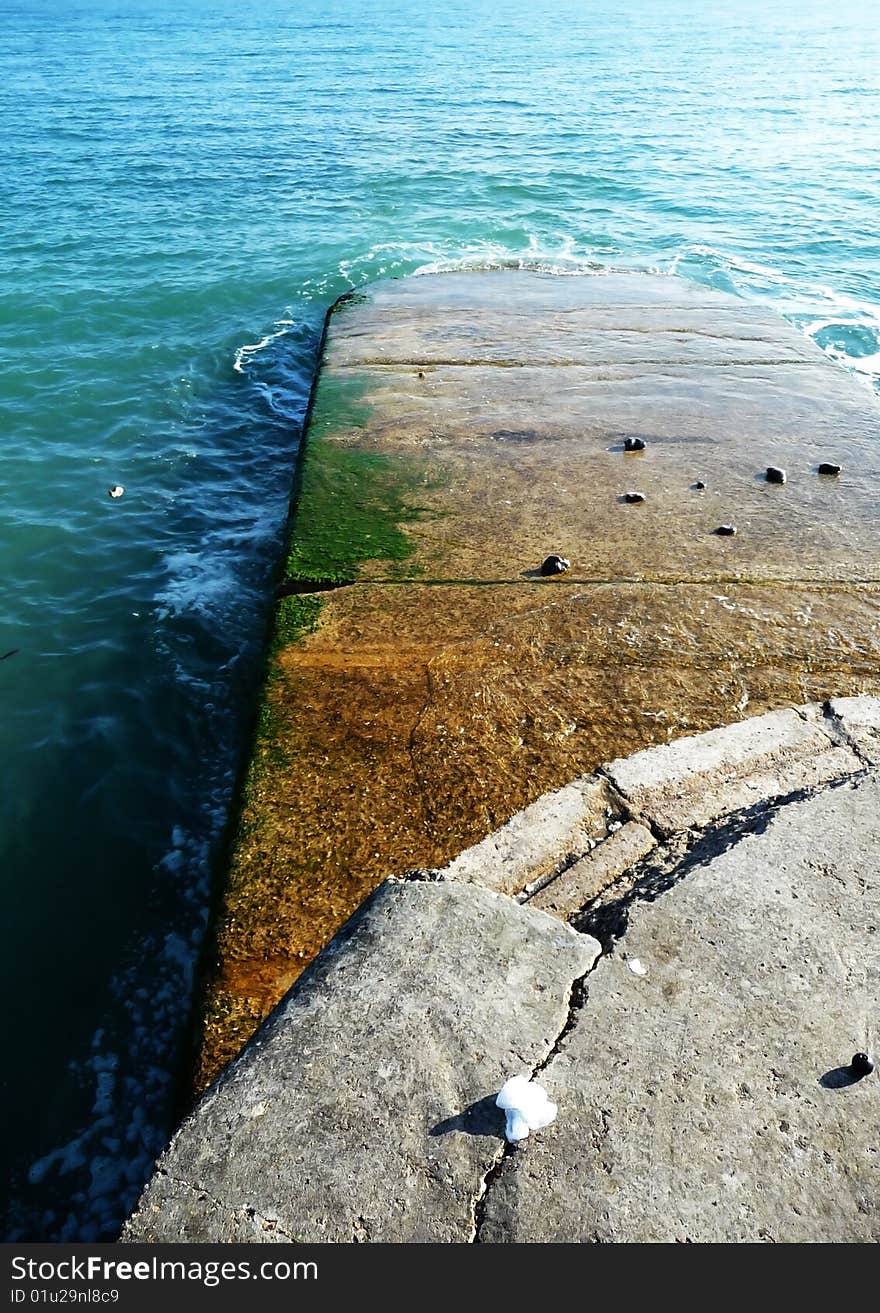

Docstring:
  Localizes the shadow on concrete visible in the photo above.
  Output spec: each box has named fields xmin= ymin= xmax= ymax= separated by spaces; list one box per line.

xmin=430 ymin=1094 xmax=505 ymax=1140
xmin=577 ymin=786 xmax=819 ymax=950
xmin=818 ymin=1066 xmax=861 ymax=1090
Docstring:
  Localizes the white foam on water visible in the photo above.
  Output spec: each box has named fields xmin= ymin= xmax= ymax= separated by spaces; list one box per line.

xmin=660 ymin=243 xmax=880 ymax=393
xmin=232 ymin=316 xmax=296 ymax=374
xmin=318 ymin=238 xmax=880 ymax=399
xmin=411 ymin=236 xmax=606 ymax=278
xmin=14 ymin=813 xmax=219 ymax=1241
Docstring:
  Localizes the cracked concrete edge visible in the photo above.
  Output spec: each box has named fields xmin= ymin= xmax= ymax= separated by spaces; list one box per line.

xmin=437 ymin=773 xmax=626 ymax=896
xmin=602 ymin=702 xmax=866 ymax=836
xmin=469 ymin=960 xmax=601 ymax=1242
xmin=527 ymin=821 xmax=657 ymax=920
xmin=417 ymin=699 xmax=880 ymax=921
xmin=813 ymin=696 xmax=880 ymax=766
xmin=123 ymin=879 xmax=601 ymax=1244
xmin=568 ymin=767 xmax=876 ymax=966
xmin=123 ymin=1171 xmax=296 ymax=1244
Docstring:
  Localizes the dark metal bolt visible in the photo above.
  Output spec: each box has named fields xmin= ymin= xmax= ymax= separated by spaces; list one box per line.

xmin=851 ymin=1052 xmax=874 ymax=1079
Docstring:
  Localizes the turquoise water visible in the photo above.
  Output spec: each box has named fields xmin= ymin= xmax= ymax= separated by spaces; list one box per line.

xmin=1 ymin=0 xmax=878 ymax=1239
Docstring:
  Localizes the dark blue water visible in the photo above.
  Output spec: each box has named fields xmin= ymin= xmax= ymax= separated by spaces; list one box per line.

xmin=1 ymin=0 xmax=878 ymax=1240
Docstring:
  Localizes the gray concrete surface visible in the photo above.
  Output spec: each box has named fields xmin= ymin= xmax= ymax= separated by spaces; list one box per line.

xmin=829 ymin=696 xmax=880 ymax=766
xmin=479 ymin=771 xmax=880 ymax=1243
xmin=127 ymin=700 xmax=880 ymax=1242
xmin=124 ymin=879 xmax=597 ymax=1243
xmin=529 ymin=821 xmax=656 ymax=918
xmin=604 ymin=706 xmax=860 ymax=835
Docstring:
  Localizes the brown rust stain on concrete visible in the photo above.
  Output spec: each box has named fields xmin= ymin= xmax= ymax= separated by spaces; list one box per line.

xmin=196 ymin=270 xmax=880 ymax=1086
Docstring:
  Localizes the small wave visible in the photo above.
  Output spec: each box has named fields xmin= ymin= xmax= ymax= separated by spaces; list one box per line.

xmin=232 ymin=316 xmax=296 ymax=374
xmin=660 ymin=243 xmax=880 ymax=392
xmin=11 ymin=816 xmax=220 ymax=1242
xmin=326 ymin=236 xmax=880 ymax=394
xmin=411 ymin=234 xmax=606 ymax=278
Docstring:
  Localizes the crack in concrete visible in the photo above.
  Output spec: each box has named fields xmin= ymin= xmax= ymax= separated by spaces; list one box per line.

xmin=335 ymin=357 xmax=823 ymax=370
xmin=321 ymin=575 xmax=880 ymax=590
xmin=470 ymin=957 xmax=603 ymax=1243
xmin=470 ymin=760 xmax=873 ymax=1241
xmin=405 ymin=662 xmax=436 ymax=833
xmin=576 ymin=770 xmax=868 ymax=950
xmin=594 ymin=766 xmax=667 ymax=846
xmin=276 ymin=576 xmax=355 ymax=598
xmin=816 ymin=699 xmax=876 ymax=770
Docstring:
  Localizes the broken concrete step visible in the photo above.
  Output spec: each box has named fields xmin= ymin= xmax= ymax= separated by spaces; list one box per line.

xmin=529 ymin=822 xmax=657 ymax=920
xmin=123 ymin=879 xmax=599 ymax=1244
xmin=827 ymin=695 xmax=880 ymax=766
xmin=440 ymin=774 xmax=621 ymax=897
xmin=604 ymin=706 xmax=861 ymax=835
xmin=478 ymin=771 xmax=880 ymax=1243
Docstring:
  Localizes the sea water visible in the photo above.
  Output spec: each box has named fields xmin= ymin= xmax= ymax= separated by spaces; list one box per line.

xmin=1 ymin=0 xmax=878 ymax=1239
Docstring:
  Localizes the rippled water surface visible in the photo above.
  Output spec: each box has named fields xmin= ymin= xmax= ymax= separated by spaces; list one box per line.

xmin=1 ymin=0 xmax=878 ymax=1239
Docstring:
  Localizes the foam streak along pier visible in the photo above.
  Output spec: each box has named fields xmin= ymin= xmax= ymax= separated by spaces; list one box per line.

xmin=198 ymin=270 xmax=880 ymax=1084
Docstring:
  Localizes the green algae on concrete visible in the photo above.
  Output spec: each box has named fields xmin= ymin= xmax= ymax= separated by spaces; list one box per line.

xmin=271 ymin=593 xmax=323 ymax=650
xmin=284 ymin=436 xmax=437 ymax=584
xmin=197 ymin=269 xmax=880 ymax=1088
xmin=285 ymin=366 xmax=446 ymax=585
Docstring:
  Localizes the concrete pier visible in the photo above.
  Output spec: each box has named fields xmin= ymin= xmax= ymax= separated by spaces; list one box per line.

xmin=198 ymin=269 xmax=880 ymax=1087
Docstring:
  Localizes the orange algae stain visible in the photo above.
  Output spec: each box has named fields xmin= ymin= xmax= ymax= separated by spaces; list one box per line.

xmin=195 ymin=576 xmax=880 ymax=1090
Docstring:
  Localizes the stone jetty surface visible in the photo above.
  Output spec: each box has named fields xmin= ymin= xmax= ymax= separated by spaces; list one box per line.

xmin=126 ymin=699 xmax=880 ymax=1242
xmin=198 ymin=269 xmax=880 ymax=1089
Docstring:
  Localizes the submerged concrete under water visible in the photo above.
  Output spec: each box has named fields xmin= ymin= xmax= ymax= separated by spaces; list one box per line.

xmin=197 ymin=270 xmax=880 ymax=1086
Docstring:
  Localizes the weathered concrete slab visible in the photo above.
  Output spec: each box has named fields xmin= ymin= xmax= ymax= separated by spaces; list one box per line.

xmin=326 ymin=308 xmax=821 ymax=368
xmin=199 ymin=270 xmax=880 ymax=1086
xmin=302 ymin=362 xmax=880 ymax=586
xmin=605 ymin=706 xmax=861 ymax=835
xmin=828 ymin=695 xmax=880 ymax=765
xmin=479 ymin=771 xmax=880 ymax=1243
xmin=126 ymin=879 xmax=598 ymax=1243
xmin=441 ymin=775 xmax=619 ymax=896
xmin=529 ymin=821 xmax=657 ymax=918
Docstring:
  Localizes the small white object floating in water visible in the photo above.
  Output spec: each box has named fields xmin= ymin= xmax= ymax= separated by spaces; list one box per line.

xmin=627 ymin=957 xmax=648 ymax=976
xmin=496 ymin=1075 xmax=558 ymax=1144
xmin=108 ymin=485 xmax=125 ymax=499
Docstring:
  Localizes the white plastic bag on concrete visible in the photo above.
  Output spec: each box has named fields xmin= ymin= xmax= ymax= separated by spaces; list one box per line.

xmin=496 ymin=1075 xmax=557 ymax=1143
